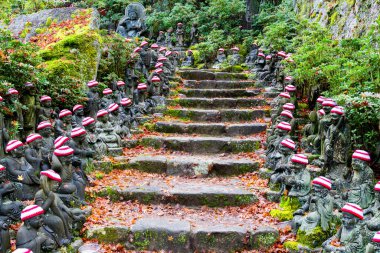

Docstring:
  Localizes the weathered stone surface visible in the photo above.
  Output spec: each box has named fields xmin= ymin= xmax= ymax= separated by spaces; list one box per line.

xmin=265 ymin=189 xmax=282 ymax=203
xmin=140 ymin=136 xmax=261 ymax=153
xmin=211 ymin=159 xmax=259 ymax=176
xmin=86 ymin=226 xmax=130 ymax=243
xmin=167 ymin=97 xmax=267 ymax=109
xmin=180 ymin=88 xmax=260 ymax=98
xmin=165 ymin=108 xmax=266 ymax=122
xmin=129 ymin=156 xmax=167 ymax=173
xmin=250 ymin=227 xmax=279 ymax=249
xmin=178 ymin=70 xmax=248 ymax=81
xmin=184 ymin=80 xmax=256 ymax=89
xmin=264 ymin=91 xmax=281 ymax=98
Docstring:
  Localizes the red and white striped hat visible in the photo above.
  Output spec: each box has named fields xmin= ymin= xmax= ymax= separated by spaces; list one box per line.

xmin=155 ymin=68 xmax=163 ymax=74
xmin=331 ymin=106 xmax=344 ymax=115
xmin=13 ymin=248 xmax=33 ymax=253
xmin=134 ymin=47 xmax=142 ymax=53
xmin=54 ymin=145 xmax=74 ymax=157
xmin=26 ymin=134 xmax=42 ymax=144
xmin=24 ymin=82 xmax=33 ymax=87
xmin=277 ymin=121 xmax=292 ymax=131
xmin=277 ymin=51 xmax=287 ymax=58
xmin=266 ymin=55 xmax=272 ymax=60
xmin=286 ymin=58 xmax=295 ymax=63
xmin=73 ymin=104 xmax=84 ymax=112
xmin=280 ymin=138 xmax=296 ymax=150
xmin=0 ymin=96 xmax=3 ymax=102
xmin=8 ymin=88 xmax=19 ymax=95
xmin=284 ymin=76 xmax=293 ymax=81
xmin=165 ymin=51 xmax=172 ymax=57
xmin=285 ymin=85 xmax=296 ymax=92
xmin=82 ymin=117 xmax=95 ymax=127
xmin=140 ymin=41 xmax=148 ymax=47
xmin=59 ymin=109 xmax=72 ymax=118
xmin=121 ymin=98 xmax=133 ymax=106
xmin=159 ymin=47 xmax=166 ymax=52
xmin=373 ymin=232 xmax=380 ymax=243
xmin=151 ymin=76 xmax=161 ymax=83
xmin=218 ymin=48 xmax=225 ymax=52
xmin=291 ymin=154 xmax=309 ymax=165
xmin=258 ymin=53 xmax=265 ymax=58
xmin=6 ymin=140 xmax=23 ymax=152
xmin=312 ymin=176 xmax=332 ymax=190
xmin=155 ymin=62 xmax=163 ymax=68
xmin=97 ymin=109 xmax=108 ymax=118
xmin=374 ymin=181 xmax=380 ymax=191
xmin=138 ymin=83 xmax=148 ymax=90
xmin=352 ymin=150 xmax=371 ymax=162
xmin=37 ymin=121 xmax=52 ymax=130
xmin=316 ymin=96 xmax=325 ymax=104
xmin=341 ymin=203 xmax=364 ymax=220
xmin=71 ymin=127 xmax=86 ymax=138
xmin=231 ymin=46 xmax=239 ymax=51
xmin=40 ymin=95 xmax=52 ymax=102
xmin=54 ymin=136 xmax=70 ymax=149
xmin=279 ymin=92 xmax=291 ymax=99
xmin=318 ymin=109 xmax=326 ymax=116
xmin=108 ymin=103 xmax=119 ymax=112
xmin=283 ymin=103 xmax=295 ymax=111
xmin=41 ymin=170 xmax=62 ymax=182
xmin=21 ymin=204 xmax=44 ymax=221
xmin=158 ymin=57 xmax=167 ymax=62
xmin=151 ymin=43 xmax=159 ymax=49
xmin=87 ymin=80 xmax=98 ymax=87
xmin=0 ymin=165 xmax=5 ymax=171
xmin=117 ymin=81 xmax=125 ymax=87
xmin=187 ymin=50 xmax=192 ymax=54
xmin=280 ymin=110 xmax=293 ymax=119
xmin=103 ymin=88 xmax=112 ymax=95
xmin=322 ymin=99 xmax=337 ymax=107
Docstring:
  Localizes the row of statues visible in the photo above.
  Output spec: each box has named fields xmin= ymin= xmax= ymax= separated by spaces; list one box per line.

xmin=264 ymin=68 xmax=378 ymax=252
xmin=155 ymin=23 xmax=199 ymax=48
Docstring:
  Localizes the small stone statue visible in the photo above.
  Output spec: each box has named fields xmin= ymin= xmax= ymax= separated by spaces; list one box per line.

xmin=16 ymin=205 xmax=56 ymax=252
xmin=212 ymin=48 xmax=227 ymax=69
xmin=54 ymin=110 xmax=72 ymax=138
xmin=150 ymin=44 xmax=159 ymax=68
xmin=267 ymin=109 xmax=294 ymax=140
xmin=165 ymin=27 xmax=174 ymax=48
xmin=228 ymin=47 xmax=241 ymax=66
xmin=82 ymin=117 xmax=107 ymax=159
xmin=0 ymin=96 xmax=9 ymax=157
xmin=7 ymin=89 xmax=23 ymax=139
xmin=175 ymin=23 xmax=185 ymax=47
xmin=365 ymin=182 xmax=380 ymax=252
xmin=100 ymin=88 xmax=114 ymax=110
xmin=116 ymin=3 xmax=147 ymax=38
xmin=266 ymin=121 xmax=292 ymax=158
xmin=156 ymin=31 xmax=166 ymax=46
xmin=37 ymin=121 xmax=54 ymax=159
xmin=120 ymin=98 xmax=138 ymax=130
xmin=301 ymin=109 xmax=324 ymax=153
xmin=108 ymin=103 xmax=131 ymax=139
xmin=251 ymin=52 xmax=266 ymax=74
xmin=270 ymin=92 xmax=291 ymax=123
xmin=95 ymin=110 xmax=122 ymax=150
xmin=25 ymin=134 xmax=45 ymax=171
xmin=322 ymin=203 xmax=365 ymax=253
xmin=2 ymin=140 xmax=40 ymax=200
xmin=72 ymin=105 xmax=84 ymax=128
xmin=181 ymin=50 xmax=195 ymax=67
xmin=115 ymin=81 xmax=127 ymax=104
xmin=190 ymin=23 xmax=199 ymax=45
xmin=371 ymin=232 xmax=380 ymax=253
xmin=21 ymin=82 xmax=38 ymax=138
xmin=85 ymin=80 xmax=100 ymax=118
xmin=245 ymin=43 xmax=259 ymax=68
xmin=139 ymin=41 xmax=152 ymax=75
xmin=38 ymin=96 xmax=56 ymax=123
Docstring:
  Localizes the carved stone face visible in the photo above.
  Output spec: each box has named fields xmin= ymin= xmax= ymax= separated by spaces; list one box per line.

xmin=323 ymin=106 xmax=332 ymax=114
xmin=99 ymin=115 xmax=108 ymax=123
xmin=58 ymin=154 xmax=73 ymax=165
xmin=12 ymin=146 xmax=25 ymax=158
xmin=39 ymin=127 xmax=52 ymax=137
xmin=331 ymin=113 xmax=341 ymax=124
xmin=128 ymin=10 xmax=138 ymax=20
xmin=278 ymin=115 xmax=291 ymax=123
xmin=313 ymin=184 xmax=329 ymax=198
xmin=341 ymin=212 xmax=357 ymax=228
xmin=75 ymin=108 xmax=84 ymax=117
xmin=50 ymin=180 xmax=60 ymax=192
xmin=0 ymin=170 xmax=6 ymax=182
xmin=279 ymin=145 xmax=293 ymax=156
xmin=27 ymin=214 xmax=43 ymax=229
xmin=86 ymin=123 xmax=96 ymax=133
xmin=62 ymin=115 xmax=72 ymax=124
xmin=274 ymin=128 xmax=287 ymax=137
xmin=74 ymin=134 xmax=86 ymax=143
xmin=32 ymin=139 xmax=43 ymax=149
xmin=291 ymin=161 xmax=305 ymax=171
xmin=374 ymin=242 xmax=380 ymax=253
xmin=42 ymin=100 xmax=52 ymax=107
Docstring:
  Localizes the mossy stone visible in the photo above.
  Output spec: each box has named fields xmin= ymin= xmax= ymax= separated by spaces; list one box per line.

xmin=270 ymin=196 xmax=301 ymax=221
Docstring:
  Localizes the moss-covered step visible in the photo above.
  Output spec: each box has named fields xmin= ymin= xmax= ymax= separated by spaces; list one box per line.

xmin=140 ymin=136 xmax=261 ymax=153
xmin=128 ymin=155 xmax=260 ymax=176
xmin=167 ymin=98 xmax=267 ymax=109
xmin=178 ymin=70 xmax=248 ymax=81
xmin=93 ymin=180 xmax=258 ymax=207
xmin=184 ymin=80 xmax=256 ymax=89
xmin=179 ymin=88 xmax=261 ymax=98
xmin=154 ymin=122 xmax=267 ymax=136
xmin=87 ymin=218 xmax=278 ymax=252
xmin=165 ymin=108 xmax=266 ymax=122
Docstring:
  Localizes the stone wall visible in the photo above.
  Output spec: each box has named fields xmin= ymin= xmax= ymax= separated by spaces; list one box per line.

xmin=294 ymin=0 xmax=380 ymax=39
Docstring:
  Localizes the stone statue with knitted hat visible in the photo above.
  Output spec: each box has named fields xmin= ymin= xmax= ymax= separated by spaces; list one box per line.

xmin=95 ymin=110 xmax=122 ymax=153
xmin=181 ymin=50 xmax=195 ymax=67
xmin=156 ymin=31 xmax=165 ymax=46
xmin=267 ymin=109 xmax=295 ymax=141
xmin=100 ymin=88 xmax=115 ymax=110
xmin=82 ymin=117 xmax=107 ymax=159
xmin=265 ymin=121 xmax=292 ymax=158
xmin=54 ymin=110 xmax=72 ymax=138
xmin=85 ymin=80 xmax=100 ymax=118
xmin=269 ymin=92 xmax=291 ymax=124
xmin=175 ymin=23 xmax=185 ymax=47
xmin=228 ymin=47 xmax=242 ymax=66
xmin=0 ymin=96 xmax=9 ymax=157
xmin=108 ymin=103 xmax=131 ymax=139
xmin=16 ymin=204 xmax=56 ymax=253
xmin=21 ymin=82 xmax=39 ymax=139
xmin=251 ymin=52 xmax=266 ymax=75
xmin=71 ymin=105 xmax=85 ymax=128
xmin=363 ymin=182 xmax=380 ymax=252
xmin=115 ymin=80 xmax=127 ymax=104
xmin=6 ymin=88 xmax=23 ymax=139
xmin=1 ymin=140 xmax=40 ymax=200
xmin=212 ymin=48 xmax=227 ymax=69
xmin=244 ymin=43 xmax=259 ymax=69
xmin=38 ymin=95 xmax=56 ymax=123
xmin=25 ymin=134 xmax=45 ymax=171
xmin=322 ymin=203 xmax=365 ymax=253
xmin=290 ymin=176 xmax=334 ymax=249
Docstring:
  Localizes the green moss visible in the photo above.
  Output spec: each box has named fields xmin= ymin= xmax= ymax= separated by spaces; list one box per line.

xmin=143 ymin=122 xmax=156 ymax=131
xmin=139 ymin=138 xmax=163 ymax=149
xmin=220 ymin=65 xmax=245 ymax=73
xmin=347 ymin=0 xmax=356 ymax=7
xmin=230 ymin=141 xmax=260 ymax=153
xmin=330 ymin=11 xmax=338 ymax=25
xmin=297 ymin=226 xmax=331 ymax=248
xmin=104 ymin=186 xmax=120 ymax=201
xmin=253 ymin=232 xmax=279 ymax=249
xmin=88 ymin=227 xmax=130 ymax=243
xmin=284 ymin=241 xmax=300 ymax=251
xmin=270 ymin=196 xmax=301 ymax=221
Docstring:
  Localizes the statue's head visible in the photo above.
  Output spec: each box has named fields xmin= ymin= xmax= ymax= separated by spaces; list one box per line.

xmin=11 ymin=145 xmax=25 ymax=158
xmin=0 ymin=166 xmax=6 ymax=182
xmin=40 ymin=170 xmax=62 ymax=195
xmin=279 ymin=139 xmax=295 ymax=155
xmin=40 ymin=95 xmax=52 ymax=107
xmin=311 ymin=177 xmax=331 ymax=198
xmin=26 ymin=133 xmax=43 ymax=150
xmin=6 ymin=140 xmax=24 ymax=158
xmin=7 ymin=88 xmax=19 ymax=101
xmin=330 ymin=106 xmax=344 ymax=124
xmin=83 ymin=117 xmax=96 ymax=133
xmin=72 ymin=127 xmax=87 ymax=144
xmin=128 ymin=9 xmax=138 ymax=20
xmin=275 ymin=122 xmax=291 ymax=137
xmin=54 ymin=146 xmax=74 ymax=166
xmin=21 ymin=205 xmax=44 ymax=229
xmin=322 ymin=99 xmax=336 ymax=114
xmin=372 ymin=232 xmax=380 ymax=252
xmin=352 ymin=150 xmax=370 ymax=171
xmin=24 ymin=82 xmax=36 ymax=95
xmin=73 ymin=105 xmax=84 ymax=117
xmin=38 ymin=126 xmax=52 ymax=137
xmin=108 ymin=103 xmax=120 ymax=116
xmin=97 ymin=110 xmax=109 ymax=123
xmin=341 ymin=203 xmax=363 ymax=228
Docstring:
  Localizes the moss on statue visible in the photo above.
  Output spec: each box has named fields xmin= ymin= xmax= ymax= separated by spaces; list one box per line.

xmin=270 ymin=196 xmax=301 ymax=221
xmin=297 ymin=226 xmax=330 ymax=248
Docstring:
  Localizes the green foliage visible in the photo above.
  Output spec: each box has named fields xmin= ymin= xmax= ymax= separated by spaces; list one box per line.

xmin=270 ymin=196 xmax=301 ymax=221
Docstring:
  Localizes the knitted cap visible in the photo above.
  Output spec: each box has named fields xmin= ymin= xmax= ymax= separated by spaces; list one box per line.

xmin=155 ymin=68 xmax=163 ymax=74
xmin=40 ymin=95 xmax=52 ymax=102
xmin=218 ymin=48 xmax=224 ymax=52
xmin=73 ymin=104 xmax=84 ymax=112
xmin=165 ymin=51 xmax=172 ymax=56
xmin=279 ymin=92 xmax=291 ymax=99
xmin=352 ymin=150 xmax=371 ymax=162
xmin=331 ymin=106 xmax=344 ymax=115
xmin=13 ymin=248 xmax=33 ymax=253
xmin=291 ymin=154 xmax=309 ymax=165
xmin=133 ymin=47 xmax=142 ymax=53
xmin=103 ymin=88 xmax=112 ymax=95
xmin=151 ymin=76 xmax=161 ymax=83
xmin=372 ymin=231 xmax=380 ymax=243
xmin=54 ymin=146 xmax=74 ymax=157
xmin=312 ymin=176 xmax=332 ymax=190
xmin=21 ymin=205 xmax=44 ymax=221
xmin=158 ymin=57 xmax=167 ymax=62
xmin=0 ymin=165 xmax=5 ymax=171
xmin=97 ymin=109 xmax=108 ymax=118
xmin=82 ymin=117 xmax=95 ymax=127
xmin=87 ymin=80 xmax=98 ymax=87
xmin=151 ymin=43 xmax=159 ymax=49
xmin=108 ymin=103 xmax=119 ymax=112
xmin=285 ymin=85 xmax=296 ymax=92
xmin=26 ymin=134 xmax=42 ymax=144
xmin=40 ymin=170 xmax=62 ymax=182
xmin=316 ymin=96 xmax=325 ymax=104
xmin=54 ymin=136 xmax=70 ymax=149
xmin=280 ymin=138 xmax=296 ymax=150
xmin=258 ymin=53 xmax=265 ymax=58
xmin=322 ymin=99 xmax=337 ymax=107
xmin=159 ymin=47 xmax=166 ymax=52
xmin=6 ymin=140 xmax=23 ymax=152
xmin=284 ymin=76 xmax=293 ymax=81
xmin=276 ymin=121 xmax=292 ymax=131
xmin=155 ymin=62 xmax=163 ymax=68
xmin=140 ymin=41 xmax=148 ymax=47
xmin=8 ymin=88 xmax=19 ymax=95
xmin=231 ymin=46 xmax=239 ymax=51
xmin=37 ymin=121 xmax=52 ymax=130
xmin=283 ymin=103 xmax=295 ymax=111
xmin=117 ymin=81 xmax=125 ymax=87
xmin=341 ymin=203 xmax=363 ymax=220
xmin=59 ymin=109 xmax=72 ymax=118
xmin=71 ymin=127 xmax=86 ymax=138
xmin=277 ymin=51 xmax=287 ymax=58
xmin=120 ymin=98 xmax=132 ymax=106
xmin=137 ymin=83 xmax=147 ymax=90
xmin=318 ymin=109 xmax=325 ymax=116
xmin=280 ymin=110 xmax=293 ymax=119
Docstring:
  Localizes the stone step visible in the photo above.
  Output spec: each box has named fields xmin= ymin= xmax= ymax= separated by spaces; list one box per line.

xmin=165 ymin=108 xmax=266 ymax=122
xmin=87 ymin=218 xmax=278 ymax=253
xmin=179 ymin=88 xmax=261 ymax=98
xmin=154 ymin=121 xmax=267 ymax=136
xmin=167 ymin=97 xmax=267 ymax=109
xmin=140 ymin=136 xmax=261 ymax=153
xmin=178 ymin=70 xmax=248 ymax=81
xmin=92 ymin=178 xmax=258 ymax=207
xmin=184 ymin=80 xmax=256 ymax=89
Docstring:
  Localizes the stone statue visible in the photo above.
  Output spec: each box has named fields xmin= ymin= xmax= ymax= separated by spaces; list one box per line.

xmin=108 ymin=103 xmax=131 ymax=139
xmin=85 ymin=81 xmax=100 ymax=118
xmin=2 ymin=140 xmax=40 ymax=200
xmin=25 ymin=134 xmax=45 ymax=171
xmin=120 ymin=98 xmax=138 ymax=130
xmin=301 ymin=109 xmax=324 ymax=153
xmin=165 ymin=27 xmax=173 ymax=48
xmin=267 ymin=109 xmax=294 ymax=141
xmin=245 ymin=43 xmax=259 ymax=68
xmin=95 ymin=110 xmax=122 ymax=150
xmin=21 ymin=82 xmax=38 ymax=138
xmin=82 ymin=117 xmax=107 ymax=159
xmin=115 ymin=81 xmax=127 ymax=104
xmin=116 ymin=3 xmax=147 ymax=38
xmin=364 ymin=182 xmax=380 ymax=252
xmin=100 ymin=88 xmax=114 ymax=110
xmin=0 ymin=97 xmax=9 ymax=157
xmin=38 ymin=96 xmax=56 ymax=123
xmin=251 ymin=52 xmax=266 ymax=75
xmin=190 ymin=23 xmax=199 ymax=45
xmin=54 ymin=110 xmax=72 ymax=138
xmin=0 ymin=165 xmax=23 ymax=253
xmin=37 ymin=121 xmax=54 ymax=159
xmin=150 ymin=44 xmax=159 ymax=68
xmin=212 ymin=48 xmax=227 ymax=69
xmin=175 ymin=23 xmax=185 ymax=47
xmin=139 ymin=41 xmax=152 ymax=75
xmin=322 ymin=203 xmax=365 ymax=253
xmin=156 ymin=31 xmax=166 ymax=46
xmin=16 ymin=205 xmax=56 ymax=253
xmin=72 ymin=105 xmax=84 ymax=128
xmin=270 ymin=92 xmax=291 ymax=124
xmin=268 ymin=138 xmax=296 ymax=184
xmin=228 ymin=47 xmax=241 ymax=66
xmin=7 ymin=89 xmax=23 ymax=139
xmin=371 ymin=232 xmax=380 ymax=253
xmin=181 ymin=50 xmax=195 ymax=67
xmin=148 ymin=71 xmax=163 ymax=96
xmin=266 ymin=121 xmax=292 ymax=158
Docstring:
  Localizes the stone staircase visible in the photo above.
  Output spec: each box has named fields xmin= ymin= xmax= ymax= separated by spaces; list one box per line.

xmin=86 ymin=70 xmax=279 ymax=252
